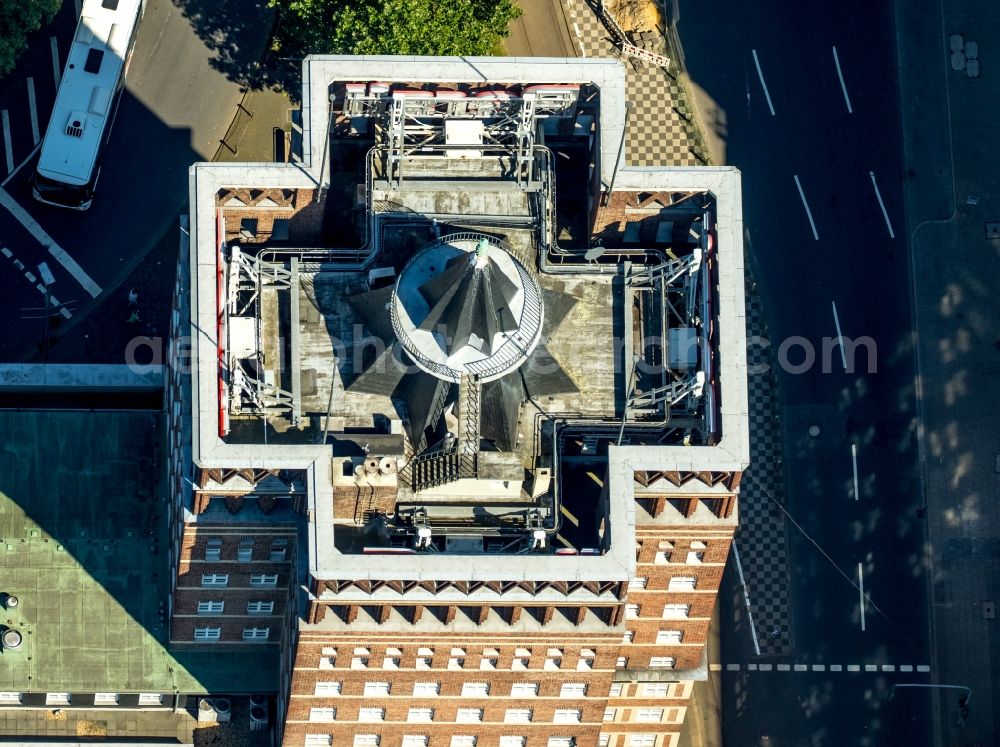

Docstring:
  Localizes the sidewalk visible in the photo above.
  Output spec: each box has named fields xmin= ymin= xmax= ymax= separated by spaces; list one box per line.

xmin=896 ymin=0 xmax=1000 ymax=744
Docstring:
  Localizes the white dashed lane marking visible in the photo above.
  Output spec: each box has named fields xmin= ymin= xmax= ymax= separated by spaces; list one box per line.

xmin=718 ymin=662 xmax=932 ymax=673
xmin=0 ymin=245 xmax=74 ymax=318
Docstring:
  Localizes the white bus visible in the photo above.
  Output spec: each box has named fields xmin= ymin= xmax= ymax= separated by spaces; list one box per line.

xmin=32 ymin=0 xmax=143 ymax=210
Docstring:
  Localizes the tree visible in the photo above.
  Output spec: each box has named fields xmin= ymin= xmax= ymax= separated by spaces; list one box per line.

xmin=273 ymin=0 xmax=521 ymax=58
xmin=0 ymin=0 xmax=61 ymax=76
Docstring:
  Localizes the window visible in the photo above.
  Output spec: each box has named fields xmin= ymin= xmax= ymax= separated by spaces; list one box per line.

xmin=385 ymin=647 xmax=402 ymax=657
xmin=309 ymin=707 xmax=336 ymax=722
xmin=510 ymin=682 xmax=538 ymax=697
xmin=610 ymin=683 xmax=624 ymax=697
xmin=84 ymin=47 xmax=104 ymax=74
xmin=197 ymin=600 xmax=224 ymax=614
xmin=544 ymin=656 xmax=562 ymax=671
xmin=94 ymin=693 xmax=118 ymax=705
xmin=629 ymin=577 xmax=647 ymax=590
xmin=354 ymin=647 xmax=370 ymax=655
xmin=629 ymin=735 xmax=656 ymax=747
xmin=599 ymin=736 xmax=610 ymax=747
xmin=201 ymin=573 xmax=228 ymax=587
xmin=479 ymin=657 xmax=497 ymax=670
xmin=668 ymin=576 xmax=696 ymax=591
xmin=636 ymin=707 xmax=665 ymax=722
xmin=351 ymin=657 xmax=368 ymax=669
xmin=321 ymin=646 xmax=337 ymax=655
xmin=505 ymin=708 xmax=532 ymax=723
xmin=270 ymin=538 xmax=288 ymax=561
xmin=138 ymin=693 xmax=163 ymax=706
xmin=500 ymin=738 xmax=526 ymax=747
xmin=456 ymin=708 xmax=483 ymax=723
xmin=238 ymin=538 xmax=254 ymax=562
xmin=616 ymin=656 xmax=628 ymax=668
xmin=415 ymin=657 xmax=432 ymax=669
xmin=642 ymin=683 xmax=670 ymax=696
xmin=319 ymin=656 xmax=335 ymax=669
xmin=0 ymin=693 xmax=22 ymax=704
xmin=690 ymin=540 xmax=707 ymax=549
xmin=417 ymin=647 xmax=434 ymax=656
xmin=383 ymin=657 xmax=400 ymax=669
xmin=358 ymin=707 xmax=385 ymax=722
xmin=622 ymin=631 xmax=634 ymax=643
xmin=686 ymin=551 xmax=705 ymax=564
xmin=412 ymin=682 xmax=439 ymax=697
xmin=194 ymin=627 xmax=221 ymax=641
xmin=511 ymin=657 xmax=528 ymax=670
xmin=314 ymin=682 xmax=341 ymax=696
xmin=553 ymin=709 xmax=581 ymax=723
xmin=205 ymin=538 xmax=222 ymax=561
xmin=450 ymin=647 xmax=466 ymax=656
xmin=663 ymin=604 xmax=691 ymax=619
xmin=560 ymin=683 xmax=587 ymax=697
xmin=46 ymin=693 xmax=71 ymax=705
xmin=247 ymin=600 xmax=274 ymax=615
xmin=354 ymin=736 xmax=379 ymax=747
xmin=461 ymin=682 xmax=489 ymax=697
xmin=402 ymin=737 xmax=429 ymax=747
xmin=625 ymin=603 xmax=640 ymax=619
xmin=577 ymin=652 xmax=595 ymax=671
xmin=649 ymin=656 xmax=676 ymax=669
xmin=450 ymin=738 xmax=476 ymax=747
xmin=407 ymin=707 xmax=434 ymax=722
xmin=603 ymin=707 xmax=616 ymax=722
xmin=447 ymin=657 xmax=464 ymax=670
xmin=657 ymin=629 xmax=684 ymax=644
xmin=547 ymin=739 xmax=574 ymax=747
xmin=250 ymin=573 xmax=278 ymax=587
xmin=654 ymin=551 xmax=669 ymax=564
xmin=364 ymin=682 xmax=390 ymax=696
xmin=514 ymin=647 xmax=531 ymax=657
xmin=242 ymin=626 xmax=270 ymax=642
xmin=305 ymin=736 xmax=333 ymax=747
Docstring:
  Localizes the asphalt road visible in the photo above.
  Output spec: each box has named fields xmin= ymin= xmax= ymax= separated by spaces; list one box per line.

xmin=0 ymin=0 xmax=269 ymax=362
xmin=677 ymin=1 xmax=932 ymax=745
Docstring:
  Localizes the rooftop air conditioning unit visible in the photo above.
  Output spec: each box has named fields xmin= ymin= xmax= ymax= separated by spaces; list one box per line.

xmin=197 ymin=698 xmax=217 ymax=723
xmin=250 ymin=700 xmax=269 ymax=732
xmin=213 ymin=697 xmax=231 ymax=723
xmin=65 ymin=111 xmax=87 ymax=138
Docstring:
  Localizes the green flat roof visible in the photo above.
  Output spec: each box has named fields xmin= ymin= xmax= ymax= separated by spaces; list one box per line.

xmin=0 ymin=410 xmax=277 ymax=694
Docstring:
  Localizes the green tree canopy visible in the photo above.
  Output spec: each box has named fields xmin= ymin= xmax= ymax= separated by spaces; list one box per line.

xmin=0 ymin=0 xmax=61 ymax=76
xmin=273 ymin=0 xmax=521 ymax=57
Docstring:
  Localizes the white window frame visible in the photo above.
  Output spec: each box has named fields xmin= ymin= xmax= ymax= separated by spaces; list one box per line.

xmin=499 ymin=738 xmax=526 ymax=747
xmin=358 ymin=707 xmax=385 ymax=722
xmin=450 ymin=737 xmax=476 ymax=747
xmin=237 ymin=538 xmax=254 ymax=562
xmin=412 ymin=682 xmax=440 ymax=697
xmin=407 ymin=707 xmax=434 ymax=722
xmin=305 ymin=736 xmax=333 ymax=747
xmin=353 ymin=736 xmax=380 ymax=747
xmin=511 ymin=682 xmax=539 ymax=697
xmin=610 ymin=683 xmax=624 ymax=697
xmin=242 ymin=626 xmax=270 ymax=642
xmin=364 ymin=682 xmax=390 ymax=696
xmin=309 ymin=707 xmax=336 ymax=722
xmin=0 ymin=692 xmax=22 ymax=704
xmin=314 ymin=682 xmax=341 ymax=696
xmin=402 ymin=737 xmax=429 ymax=747
xmin=247 ymin=600 xmax=274 ymax=615
xmin=625 ymin=603 xmax=640 ymax=619
xmin=504 ymin=708 xmax=532 ymax=723
xmin=194 ymin=626 xmax=221 ymax=642
xmin=560 ymin=682 xmax=587 ymax=697
xmin=553 ymin=709 xmax=581 ymax=724
xmin=642 ymin=683 xmax=670 ymax=696
xmin=138 ymin=693 xmax=163 ymax=705
xmin=415 ymin=656 xmax=432 ymax=669
xmin=668 ymin=576 xmax=696 ymax=591
xmin=270 ymin=537 xmax=288 ymax=561
xmin=686 ymin=550 xmax=705 ymax=564
xmin=250 ymin=573 xmax=278 ymax=587
xmin=629 ymin=577 xmax=648 ymax=590
xmin=94 ymin=693 xmax=118 ymax=705
xmin=636 ymin=707 xmax=665 ymax=722
xmin=383 ymin=656 xmax=400 ymax=669
xmin=629 ymin=735 xmax=657 ymax=747
xmin=603 ymin=707 xmax=616 ymax=722
xmin=319 ymin=656 xmax=335 ymax=669
xmin=200 ymin=573 xmax=228 ymax=587
xmin=456 ymin=708 xmax=483 ymax=723
xmin=46 ymin=693 xmax=71 ymax=705
xmin=547 ymin=739 xmax=574 ymax=747
xmin=204 ymin=538 xmax=222 ymax=561
xmin=461 ymin=682 xmax=489 ymax=697
xmin=197 ymin=600 xmax=224 ymax=614
xmin=650 ymin=656 xmax=676 ymax=669
xmin=656 ymin=629 xmax=684 ymax=644
xmin=663 ymin=603 xmax=691 ymax=619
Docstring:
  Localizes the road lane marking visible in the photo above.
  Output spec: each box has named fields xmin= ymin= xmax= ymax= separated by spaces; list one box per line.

xmin=811 ymin=664 xmax=826 ymax=672
xmin=848 ymin=665 xmax=860 ymax=671
xmin=747 ymin=663 xmax=758 ymax=671
xmin=1 ymin=143 xmax=41 ymax=188
xmin=900 ymin=665 xmax=914 ymax=672
xmin=726 ymin=663 xmax=740 ymax=671
xmin=832 ymin=46 xmax=853 ymax=113
xmin=917 ymin=665 xmax=931 ymax=672
xmin=882 ymin=664 xmax=896 ymax=672
xmin=24 ymin=271 xmax=36 ymax=283
xmin=794 ymin=664 xmax=807 ymax=671
xmin=830 ymin=665 xmax=843 ymax=672
xmin=751 ymin=49 xmax=776 ymax=116
xmin=793 ymin=174 xmax=819 ymax=240
xmin=869 ymin=170 xmax=896 ymax=238
xmin=865 ymin=664 xmax=877 ymax=671
xmin=759 ymin=664 xmax=772 ymax=671
xmin=777 ymin=664 xmax=790 ymax=671
xmin=709 ymin=663 xmax=722 ymax=671
xmin=0 ymin=187 xmax=102 ymax=297
xmin=50 ymin=37 xmax=61 ymax=89
xmin=1 ymin=110 xmax=12 ymax=175
xmin=831 ymin=301 xmax=848 ymax=369
xmin=858 ymin=562 xmax=867 ymax=631
xmin=0 ymin=247 xmax=11 ymax=258
xmin=732 ymin=540 xmax=761 ymax=656
xmin=27 ymin=78 xmax=40 ymax=145
xmin=851 ymin=442 xmax=860 ymax=500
